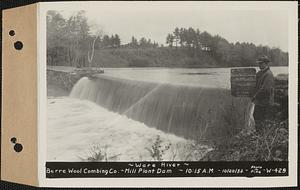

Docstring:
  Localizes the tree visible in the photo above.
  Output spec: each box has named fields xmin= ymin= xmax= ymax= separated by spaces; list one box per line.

xmin=114 ymin=34 xmax=121 ymax=47
xmin=47 ymin=10 xmax=90 ymax=67
xmin=65 ymin=10 xmax=90 ymax=67
xmin=102 ymin=35 xmax=110 ymax=47
xmin=173 ymin=27 xmax=180 ymax=48
xmin=199 ymin=31 xmax=213 ymax=50
xmin=47 ymin=11 xmax=68 ymax=66
xmin=166 ymin=33 xmax=174 ymax=47
xmin=88 ymin=30 xmax=103 ymax=67
xmin=165 ymin=26 xmax=288 ymax=66
xmin=110 ymin=35 xmax=115 ymax=47
xmin=139 ymin=37 xmax=148 ymax=47
xmin=186 ymin=27 xmax=196 ymax=48
xmin=130 ymin=36 xmax=138 ymax=48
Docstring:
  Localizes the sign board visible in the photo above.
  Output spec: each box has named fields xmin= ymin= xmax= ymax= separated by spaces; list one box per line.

xmin=230 ymin=68 xmax=256 ymax=97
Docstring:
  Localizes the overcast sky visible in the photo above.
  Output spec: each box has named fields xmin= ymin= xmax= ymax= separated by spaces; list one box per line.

xmin=55 ymin=1 xmax=289 ymax=52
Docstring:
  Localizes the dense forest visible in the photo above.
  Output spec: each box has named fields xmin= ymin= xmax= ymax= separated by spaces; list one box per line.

xmin=47 ymin=11 xmax=288 ymax=68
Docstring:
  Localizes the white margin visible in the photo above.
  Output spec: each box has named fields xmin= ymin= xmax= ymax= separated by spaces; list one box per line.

xmin=37 ymin=1 xmax=298 ymax=188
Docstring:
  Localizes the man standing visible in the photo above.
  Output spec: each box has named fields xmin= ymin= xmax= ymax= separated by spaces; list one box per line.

xmin=251 ymin=55 xmax=275 ymax=132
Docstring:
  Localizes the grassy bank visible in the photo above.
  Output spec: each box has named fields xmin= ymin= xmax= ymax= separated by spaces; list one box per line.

xmin=48 ymin=45 xmax=288 ymax=68
xmin=200 ymin=119 xmax=288 ymax=161
xmin=77 ymin=47 xmax=287 ymax=68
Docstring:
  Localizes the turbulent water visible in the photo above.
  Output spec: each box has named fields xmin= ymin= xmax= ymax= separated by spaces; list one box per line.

xmin=47 ymin=98 xmax=210 ymax=161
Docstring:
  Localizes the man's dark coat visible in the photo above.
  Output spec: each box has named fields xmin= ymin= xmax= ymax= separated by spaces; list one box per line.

xmin=253 ymin=67 xmax=275 ymax=106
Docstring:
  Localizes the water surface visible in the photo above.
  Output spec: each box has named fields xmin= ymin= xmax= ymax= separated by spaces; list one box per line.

xmin=99 ymin=67 xmax=288 ymax=88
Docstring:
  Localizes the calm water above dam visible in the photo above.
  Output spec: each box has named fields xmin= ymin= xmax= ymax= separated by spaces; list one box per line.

xmin=99 ymin=66 xmax=288 ymax=88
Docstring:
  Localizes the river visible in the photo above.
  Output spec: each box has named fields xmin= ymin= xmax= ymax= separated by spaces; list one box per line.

xmin=47 ymin=66 xmax=288 ymax=161
xmin=99 ymin=66 xmax=288 ymax=88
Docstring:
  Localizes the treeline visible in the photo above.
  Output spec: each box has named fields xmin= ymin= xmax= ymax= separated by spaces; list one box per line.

xmin=166 ymin=27 xmax=288 ymax=67
xmin=47 ymin=11 xmax=288 ymax=68
xmin=94 ymin=35 xmax=160 ymax=49
xmin=47 ymin=11 xmax=125 ymax=67
xmin=96 ymin=36 xmax=160 ymax=49
xmin=125 ymin=36 xmax=159 ymax=48
xmin=47 ymin=10 xmax=92 ymax=67
xmin=47 ymin=11 xmax=160 ymax=67
xmin=95 ymin=34 xmax=121 ymax=49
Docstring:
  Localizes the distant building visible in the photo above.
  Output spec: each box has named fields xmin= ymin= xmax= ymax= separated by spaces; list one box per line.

xmin=201 ymin=46 xmax=211 ymax=51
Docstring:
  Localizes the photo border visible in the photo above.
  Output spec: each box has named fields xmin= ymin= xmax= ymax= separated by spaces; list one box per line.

xmin=38 ymin=1 xmax=298 ymax=187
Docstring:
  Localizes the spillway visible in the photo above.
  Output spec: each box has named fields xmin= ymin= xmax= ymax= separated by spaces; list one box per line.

xmin=70 ymin=75 xmax=251 ymax=141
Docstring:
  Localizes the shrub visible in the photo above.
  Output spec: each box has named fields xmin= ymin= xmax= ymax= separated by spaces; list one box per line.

xmin=201 ymin=120 xmax=288 ymax=161
xmin=146 ymin=135 xmax=171 ymax=161
xmin=79 ymin=145 xmax=120 ymax=162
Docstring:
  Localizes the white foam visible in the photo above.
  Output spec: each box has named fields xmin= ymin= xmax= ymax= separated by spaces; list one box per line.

xmin=47 ymin=97 xmax=211 ymax=161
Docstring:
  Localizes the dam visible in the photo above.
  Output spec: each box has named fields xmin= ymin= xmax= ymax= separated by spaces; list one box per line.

xmin=70 ymin=75 xmax=250 ymax=140
xmin=47 ymin=67 xmax=288 ymax=161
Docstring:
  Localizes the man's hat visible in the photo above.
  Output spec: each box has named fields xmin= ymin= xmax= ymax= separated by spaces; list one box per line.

xmin=256 ymin=55 xmax=271 ymax=64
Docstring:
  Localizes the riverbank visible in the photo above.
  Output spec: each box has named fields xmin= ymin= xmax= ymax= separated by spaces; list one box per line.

xmin=48 ymin=47 xmax=288 ymax=68
xmin=200 ymin=119 xmax=288 ymax=161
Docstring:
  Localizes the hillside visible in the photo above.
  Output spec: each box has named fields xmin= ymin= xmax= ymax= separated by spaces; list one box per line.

xmin=47 ymin=11 xmax=289 ymax=68
xmin=92 ymin=48 xmax=219 ymax=68
xmin=90 ymin=47 xmax=288 ymax=68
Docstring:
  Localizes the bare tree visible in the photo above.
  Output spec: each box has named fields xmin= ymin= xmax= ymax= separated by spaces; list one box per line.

xmin=88 ymin=29 xmax=103 ymax=67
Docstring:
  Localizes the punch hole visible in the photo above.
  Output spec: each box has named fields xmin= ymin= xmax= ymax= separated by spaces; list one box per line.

xmin=14 ymin=41 xmax=23 ymax=50
xmin=10 ymin=137 xmax=17 ymax=144
xmin=9 ymin=30 xmax=15 ymax=36
xmin=14 ymin=143 xmax=23 ymax=153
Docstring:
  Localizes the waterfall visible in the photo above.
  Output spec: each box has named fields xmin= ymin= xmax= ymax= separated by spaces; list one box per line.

xmin=70 ymin=76 xmax=251 ymax=140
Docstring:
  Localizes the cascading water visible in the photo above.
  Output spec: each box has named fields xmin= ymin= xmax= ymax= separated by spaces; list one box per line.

xmin=70 ymin=76 xmax=251 ymax=140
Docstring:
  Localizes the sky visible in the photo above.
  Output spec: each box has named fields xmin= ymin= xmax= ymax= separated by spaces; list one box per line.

xmin=54 ymin=1 xmax=290 ymax=52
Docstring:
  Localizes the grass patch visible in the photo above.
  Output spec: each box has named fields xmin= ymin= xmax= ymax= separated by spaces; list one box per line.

xmin=79 ymin=145 xmax=120 ymax=162
xmin=201 ymin=120 xmax=288 ymax=161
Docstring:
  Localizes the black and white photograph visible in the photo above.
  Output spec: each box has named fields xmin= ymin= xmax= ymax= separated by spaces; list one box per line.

xmin=44 ymin=1 xmax=294 ymax=180
xmin=0 ymin=1 xmax=298 ymax=188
